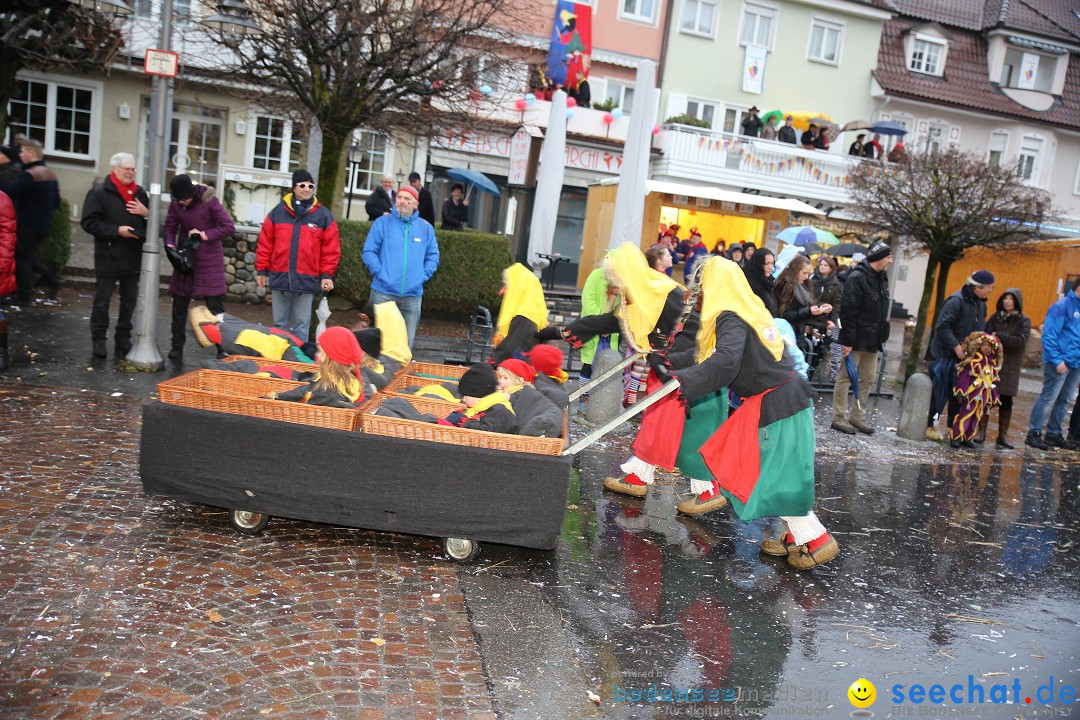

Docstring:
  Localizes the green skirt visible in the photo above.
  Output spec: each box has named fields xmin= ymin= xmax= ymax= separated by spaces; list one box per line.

xmin=719 ymin=405 xmax=816 ymax=521
xmin=675 ymin=390 xmax=729 ymax=481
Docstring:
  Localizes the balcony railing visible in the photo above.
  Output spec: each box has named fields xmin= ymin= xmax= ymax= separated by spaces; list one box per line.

xmin=653 ymin=124 xmax=866 ymax=203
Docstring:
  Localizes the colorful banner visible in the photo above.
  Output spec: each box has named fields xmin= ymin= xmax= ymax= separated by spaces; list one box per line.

xmin=1017 ymin=52 xmax=1040 ymax=90
xmin=545 ymin=0 xmax=592 ymax=88
xmin=742 ymin=45 xmax=767 ymax=95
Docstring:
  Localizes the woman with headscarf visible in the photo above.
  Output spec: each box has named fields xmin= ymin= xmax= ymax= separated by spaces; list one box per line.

xmin=492 ymin=263 xmax=548 ymax=364
xmin=742 ymin=247 xmax=777 ymax=317
xmin=670 ymin=256 xmax=838 ymax=569
xmin=536 ymin=243 xmax=689 ymax=491
xmin=984 ymin=289 xmax=1031 ymax=448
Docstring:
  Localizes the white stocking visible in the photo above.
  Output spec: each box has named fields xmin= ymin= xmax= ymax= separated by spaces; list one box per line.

xmin=781 ymin=511 xmax=827 ymax=546
xmin=689 ymin=477 xmax=715 ymax=496
xmin=619 ymin=455 xmax=655 ymax=485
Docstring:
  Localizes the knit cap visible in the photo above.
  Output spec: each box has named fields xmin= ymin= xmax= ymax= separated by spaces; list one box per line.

xmin=292 ymin=169 xmax=314 ymax=187
xmin=397 ymin=185 xmax=419 ymax=202
xmin=352 ymin=328 xmax=382 ymax=358
xmin=969 ymin=270 xmax=995 ymax=286
xmin=528 ymin=344 xmax=565 ymax=378
xmin=458 ymin=363 xmax=497 ymax=398
xmin=866 ymin=241 xmax=893 ymax=263
xmin=499 ymin=358 xmax=536 ymax=383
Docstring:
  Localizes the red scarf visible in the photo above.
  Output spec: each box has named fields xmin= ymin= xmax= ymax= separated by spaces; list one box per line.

xmin=110 ymin=172 xmax=137 ymax=201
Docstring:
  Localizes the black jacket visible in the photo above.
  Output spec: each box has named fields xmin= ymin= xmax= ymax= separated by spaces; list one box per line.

xmin=777 ymin=125 xmax=797 ymax=144
xmin=838 ymin=261 xmax=890 ymax=352
xmin=418 ymin=187 xmax=436 ymax=225
xmin=675 ymin=313 xmax=813 ymax=427
xmin=985 ymin=289 xmax=1030 ymax=396
xmin=0 ymin=161 xmax=59 ymax=235
xmin=808 ymin=271 xmax=842 ymax=329
xmin=441 ymin=199 xmax=469 ymax=231
xmin=929 ymin=285 xmax=988 ymax=361
xmin=81 ymin=179 xmax=149 ymax=275
xmin=365 ymin=187 xmax=393 ymax=221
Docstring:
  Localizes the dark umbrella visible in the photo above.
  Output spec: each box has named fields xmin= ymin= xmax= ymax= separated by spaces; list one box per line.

xmin=869 ymin=120 xmax=909 ymax=136
xmin=800 ymin=241 xmax=826 ymax=255
xmin=845 ymin=354 xmax=862 ymax=412
xmin=826 ymin=243 xmax=869 ymax=257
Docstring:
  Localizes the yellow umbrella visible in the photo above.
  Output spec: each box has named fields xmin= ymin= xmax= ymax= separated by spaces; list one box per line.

xmin=784 ymin=111 xmax=835 ymax=132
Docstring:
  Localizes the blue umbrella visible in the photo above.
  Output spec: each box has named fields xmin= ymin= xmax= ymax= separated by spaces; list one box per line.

xmin=776 ymin=226 xmax=840 ymax=247
xmin=869 ymin=121 xmax=908 ymax=136
xmin=445 ymin=167 xmax=501 ymax=197
xmin=845 ymin=354 xmax=862 ymax=411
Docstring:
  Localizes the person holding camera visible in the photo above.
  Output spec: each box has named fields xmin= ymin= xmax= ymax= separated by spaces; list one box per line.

xmin=162 ymin=174 xmax=235 ymax=360
xmin=80 ymin=152 xmax=149 ymax=359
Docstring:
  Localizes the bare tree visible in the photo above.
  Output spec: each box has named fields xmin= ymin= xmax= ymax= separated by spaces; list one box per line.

xmin=0 ymin=0 xmax=124 ymax=137
xmin=206 ymin=0 xmax=532 ymax=212
xmin=847 ymin=149 xmax=1054 ymax=379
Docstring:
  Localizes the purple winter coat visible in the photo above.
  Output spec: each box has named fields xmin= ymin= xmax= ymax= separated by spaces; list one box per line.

xmin=163 ymin=185 xmax=234 ymax=297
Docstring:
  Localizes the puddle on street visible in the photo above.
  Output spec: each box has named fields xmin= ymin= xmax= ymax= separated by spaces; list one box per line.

xmin=533 ymin=450 xmax=1080 ymax=717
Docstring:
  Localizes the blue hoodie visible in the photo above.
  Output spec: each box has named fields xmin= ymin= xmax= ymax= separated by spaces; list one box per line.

xmin=363 ymin=206 xmax=440 ymax=297
xmin=1042 ymin=287 xmax=1080 ymax=367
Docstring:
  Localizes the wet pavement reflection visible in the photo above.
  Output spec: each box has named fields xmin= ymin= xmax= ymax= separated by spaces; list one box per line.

xmin=466 ymin=435 xmax=1080 ymax=719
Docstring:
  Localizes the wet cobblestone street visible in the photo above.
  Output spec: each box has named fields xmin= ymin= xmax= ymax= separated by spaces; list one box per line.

xmin=0 ymin=386 xmax=495 ymax=720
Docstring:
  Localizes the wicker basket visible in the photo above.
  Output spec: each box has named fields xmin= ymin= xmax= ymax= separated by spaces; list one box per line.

xmin=407 ymin=361 xmax=468 ymax=380
xmin=385 ymin=373 xmax=457 ymax=392
xmin=221 ymin=355 xmax=317 ymax=373
xmin=157 ymin=369 xmax=360 ymax=431
xmin=361 ymin=395 xmax=565 ymax=456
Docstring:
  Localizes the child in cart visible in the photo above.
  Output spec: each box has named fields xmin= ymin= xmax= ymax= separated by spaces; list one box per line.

xmin=265 ymin=326 xmax=365 ymax=407
xmin=438 ymin=363 xmax=517 ymax=433
xmin=527 ymin=343 xmax=571 ymax=409
xmin=497 ymin=359 xmax=563 ymax=437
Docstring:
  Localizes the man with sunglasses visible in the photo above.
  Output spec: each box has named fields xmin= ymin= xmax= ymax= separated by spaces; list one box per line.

xmin=255 ymin=169 xmax=340 ymax=342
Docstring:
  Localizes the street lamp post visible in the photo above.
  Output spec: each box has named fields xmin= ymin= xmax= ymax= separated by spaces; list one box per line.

xmin=346 ymin=143 xmax=363 ymax=220
xmin=125 ymin=0 xmax=175 ymax=370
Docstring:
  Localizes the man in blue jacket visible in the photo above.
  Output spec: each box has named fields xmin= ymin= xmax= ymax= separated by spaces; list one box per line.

xmin=1026 ymin=283 xmax=1080 ymax=451
xmin=362 ymin=185 xmax=439 ymax=348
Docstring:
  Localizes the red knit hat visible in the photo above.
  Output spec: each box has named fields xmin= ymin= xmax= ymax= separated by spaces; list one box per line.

xmin=318 ymin=327 xmax=364 ymax=379
xmin=397 ymin=185 xmax=419 ymax=202
xmin=499 ymin=358 xmax=536 ymax=383
xmin=527 ymin=344 xmax=564 ymax=378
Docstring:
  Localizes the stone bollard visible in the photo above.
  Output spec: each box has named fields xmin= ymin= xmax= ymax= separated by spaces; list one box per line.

xmin=586 ymin=348 xmax=624 ymax=426
xmin=897 ymin=372 xmax=932 ymax=440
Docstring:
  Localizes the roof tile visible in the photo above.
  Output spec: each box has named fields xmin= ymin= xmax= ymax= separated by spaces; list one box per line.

xmin=874 ymin=17 xmax=1080 ymax=129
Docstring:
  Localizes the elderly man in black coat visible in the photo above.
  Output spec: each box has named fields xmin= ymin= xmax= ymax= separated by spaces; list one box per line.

xmin=80 ymin=151 xmax=149 ymax=359
xmin=831 ymin=241 xmax=892 ymax=435
xmin=925 ymin=269 xmax=995 ymax=441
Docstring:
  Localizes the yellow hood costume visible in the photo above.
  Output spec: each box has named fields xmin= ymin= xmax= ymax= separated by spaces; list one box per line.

xmin=605 ymin=243 xmax=681 ymax=354
xmin=374 ymin=301 xmax=412 ymax=365
xmin=495 ymin=263 xmax=549 ymax=343
xmin=694 ymin=256 xmax=785 ymax=364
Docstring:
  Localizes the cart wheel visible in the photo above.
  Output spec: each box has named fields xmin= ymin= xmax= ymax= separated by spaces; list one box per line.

xmin=443 ymin=537 xmax=480 ymax=563
xmin=230 ymin=509 xmax=269 ymax=535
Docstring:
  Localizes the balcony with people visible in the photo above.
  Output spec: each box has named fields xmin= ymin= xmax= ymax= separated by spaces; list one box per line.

xmin=652 ymin=121 xmax=872 ymax=204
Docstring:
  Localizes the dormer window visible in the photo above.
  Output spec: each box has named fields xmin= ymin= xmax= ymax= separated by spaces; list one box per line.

xmin=910 ymin=37 xmax=946 ymax=75
xmin=1000 ymin=48 xmax=1058 ymax=93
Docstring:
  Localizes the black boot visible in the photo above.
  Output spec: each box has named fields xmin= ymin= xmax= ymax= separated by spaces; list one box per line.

xmin=0 ymin=316 xmax=8 ymax=371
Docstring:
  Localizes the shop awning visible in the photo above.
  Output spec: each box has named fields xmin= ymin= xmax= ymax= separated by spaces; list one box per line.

xmin=597 ymin=178 xmax=825 ymax=216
